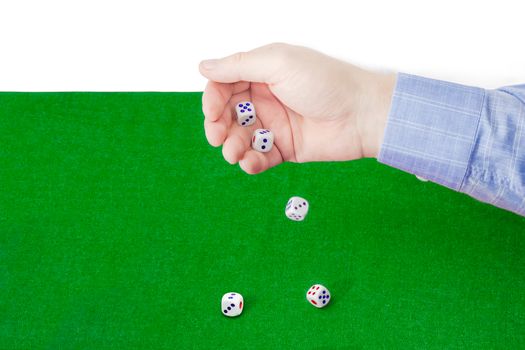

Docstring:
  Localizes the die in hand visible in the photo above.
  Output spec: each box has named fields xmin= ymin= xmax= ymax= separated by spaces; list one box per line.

xmin=235 ymin=101 xmax=256 ymax=127
xmin=251 ymin=129 xmax=274 ymax=153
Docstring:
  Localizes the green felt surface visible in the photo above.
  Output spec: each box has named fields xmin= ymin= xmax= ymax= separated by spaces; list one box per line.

xmin=1 ymin=92 xmax=524 ymax=349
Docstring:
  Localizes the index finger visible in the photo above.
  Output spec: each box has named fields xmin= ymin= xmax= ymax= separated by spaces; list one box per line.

xmin=202 ymin=80 xmax=250 ymax=122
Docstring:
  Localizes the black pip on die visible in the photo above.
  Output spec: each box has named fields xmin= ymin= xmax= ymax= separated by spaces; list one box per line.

xmin=221 ymin=292 xmax=244 ymax=317
xmin=285 ymin=196 xmax=309 ymax=221
xmin=306 ymin=284 xmax=331 ymax=308
xmin=251 ymin=129 xmax=274 ymax=153
xmin=235 ymin=101 xmax=256 ymax=126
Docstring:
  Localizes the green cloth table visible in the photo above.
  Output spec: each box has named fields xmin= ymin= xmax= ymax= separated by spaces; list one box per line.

xmin=1 ymin=93 xmax=524 ymax=349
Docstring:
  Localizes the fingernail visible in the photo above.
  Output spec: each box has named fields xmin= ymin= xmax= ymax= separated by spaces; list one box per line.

xmin=201 ymin=59 xmax=218 ymax=70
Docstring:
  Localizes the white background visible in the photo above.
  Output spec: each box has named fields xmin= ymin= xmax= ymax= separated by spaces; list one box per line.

xmin=0 ymin=0 xmax=523 ymax=91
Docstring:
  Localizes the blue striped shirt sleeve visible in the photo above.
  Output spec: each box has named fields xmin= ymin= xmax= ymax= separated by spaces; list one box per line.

xmin=378 ymin=73 xmax=525 ymax=217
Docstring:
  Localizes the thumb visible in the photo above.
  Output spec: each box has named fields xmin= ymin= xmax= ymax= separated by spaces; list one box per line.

xmin=199 ymin=43 xmax=289 ymax=84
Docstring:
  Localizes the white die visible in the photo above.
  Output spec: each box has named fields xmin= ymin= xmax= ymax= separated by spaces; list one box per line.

xmin=306 ymin=284 xmax=331 ymax=308
xmin=285 ymin=196 xmax=309 ymax=221
xmin=235 ymin=101 xmax=256 ymax=126
xmin=221 ymin=292 xmax=244 ymax=317
xmin=251 ymin=129 xmax=274 ymax=153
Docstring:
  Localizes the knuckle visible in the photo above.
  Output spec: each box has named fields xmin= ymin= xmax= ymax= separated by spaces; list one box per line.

xmin=266 ymin=42 xmax=290 ymax=51
xmin=265 ymin=42 xmax=293 ymax=66
xmin=231 ymin=51 xmax=248 ymax=64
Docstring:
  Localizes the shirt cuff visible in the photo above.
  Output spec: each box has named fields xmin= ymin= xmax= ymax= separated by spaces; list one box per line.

xmin=378 ymin=73 xmax=486 ymax=191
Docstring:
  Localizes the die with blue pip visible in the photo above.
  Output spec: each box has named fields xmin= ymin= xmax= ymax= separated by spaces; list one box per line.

xmin=306 ymin=284 xmax=331 ymax=308
xmin=221 ymin=292 xmax=244 ymax=317
xmin=235 ymin=101 xmax=256 ymax=126
xmin=252 ymin=129 xmax=274 ymax=152
xmin=285 ymin=196 xmax=309 ymax=221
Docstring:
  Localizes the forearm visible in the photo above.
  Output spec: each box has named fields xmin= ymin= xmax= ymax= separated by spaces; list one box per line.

xmin=378 ymin=73 xmax=525 ymax=217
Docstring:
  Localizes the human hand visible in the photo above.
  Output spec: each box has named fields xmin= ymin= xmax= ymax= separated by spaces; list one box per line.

xmin=199 ymin=43 xmax=395 ymax=174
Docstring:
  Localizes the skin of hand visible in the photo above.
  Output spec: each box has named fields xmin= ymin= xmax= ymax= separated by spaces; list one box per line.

xmin=199 ymin=43 xmax=396 ymax=174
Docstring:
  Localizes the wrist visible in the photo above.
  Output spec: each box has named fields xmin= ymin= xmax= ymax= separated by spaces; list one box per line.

xmin=358 ymin=72 xmax=396 ymax=158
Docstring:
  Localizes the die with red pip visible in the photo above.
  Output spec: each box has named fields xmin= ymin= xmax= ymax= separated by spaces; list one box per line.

xmin=251 ymin=129 xmax=274 ymax=153
xmin=306 ymin=284 xmax=331 ymax=308
xmin=221 ymin=292 xmax=244 ymax=317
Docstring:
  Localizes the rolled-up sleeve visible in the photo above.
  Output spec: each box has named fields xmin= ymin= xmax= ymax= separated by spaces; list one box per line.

xmin=378 ymin=73 xmax=525 ymax=217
